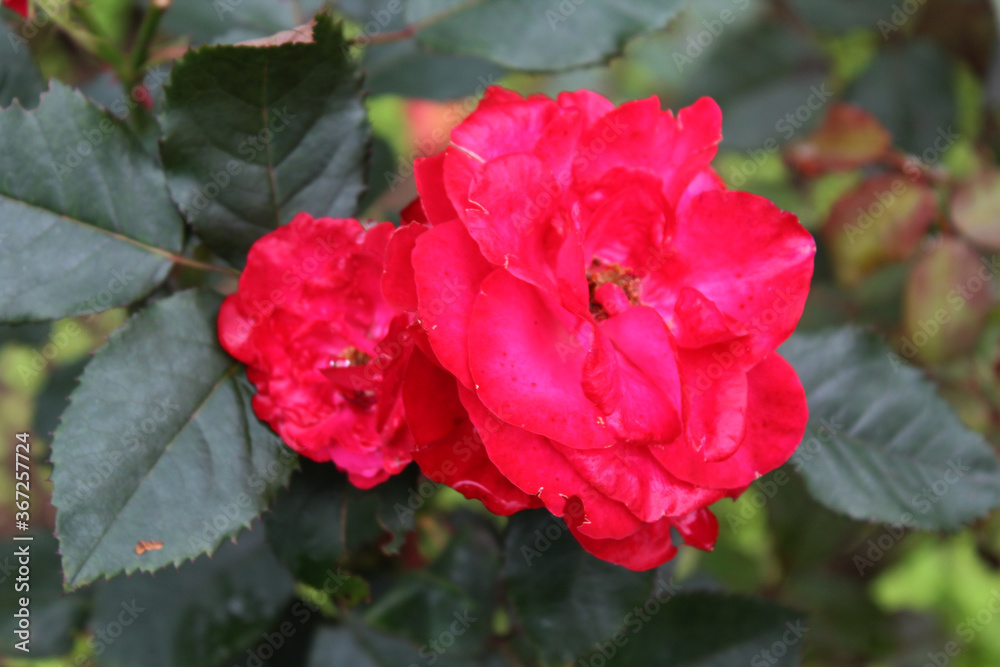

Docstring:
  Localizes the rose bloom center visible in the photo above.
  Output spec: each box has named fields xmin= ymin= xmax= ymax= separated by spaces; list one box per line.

xmin=586 ymin=258 xmax=642 ymax=321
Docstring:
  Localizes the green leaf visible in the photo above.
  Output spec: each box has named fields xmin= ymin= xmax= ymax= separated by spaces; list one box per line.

xmin=91 ymin=525 xmax=295 ymax=667
xmin=779 ymin=327 xmax=1000 ymax=530
xmin=767 ymin=469 xmax=863 ymax=574
xmin=0 ymin=321 xmax=51 ymax=346
xmin=0 ymin=532 xmax=90 ymax=657
xmin=160 ymin=14 xmax=369 ymax=265
xmin=605 ymin=593 xmax=806 ymax=666
xmin=780 ymin=572 xmax=892 ymax=657
xmin=784 ymin=0 xmax=900 ymax=32
xmin=358 ymin=134 xmax=397 ymax=214
xmin=345 ymin=0 xmax=505 ymax=99
xmin=0 ymin=40 xmax=45 ymax=109
xmin=265 ymin=460 xmax=400 ymax=587
xmin=681 ymin=23 xmax=828 ymax=151
xmin=161 ymin=0 xmax=304 ymax=45
xmin=0 ymin=82 xmax=184 ymax=322
xmin=373 ymin=464 xmax=420 ymax=554
xmin=503 ymin=509 xmax=656 ymax=663
xmin=306 ymin=621 xmax=478 ymax=667
xmin=32 ymin=357 xmax=88 ymax=438
xmin=52 ymin=289 xmax=296 ymax=589
xmin=364 ymin=516 xmax=500 ymax=656
xmin=846 ymin=41 xmax=957 ymax=155
xmin=406 ymin=0 xmax=686 ymax=71
xmin=364 ymin=40 xmax=504 ymax=100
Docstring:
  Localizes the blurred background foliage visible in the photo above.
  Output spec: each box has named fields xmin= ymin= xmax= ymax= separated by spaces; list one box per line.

xmin=3 ymin=0 xmax=1000 ymax=665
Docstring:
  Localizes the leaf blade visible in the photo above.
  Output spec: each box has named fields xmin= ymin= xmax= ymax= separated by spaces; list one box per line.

xmin=407 ymin=0 xmax=687 ymax=71
xmin=52 ymin=288 xmax=296 ymax=589
xmin=780 ymin=327 xmax=1000 ymax=530
xmin=160 ymin=15 xmax=369 ymax=265
xmin=0 ymin=82 xmax=183 ymax=322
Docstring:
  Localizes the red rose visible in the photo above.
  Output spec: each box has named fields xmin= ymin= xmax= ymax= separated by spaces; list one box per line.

xmin=219 ymin=213 xmax=413 ymax=489
xmin=2 ymin=0 xmax=28 ymax=17
xmin=384 ymin=87 xmax=815 ymax=569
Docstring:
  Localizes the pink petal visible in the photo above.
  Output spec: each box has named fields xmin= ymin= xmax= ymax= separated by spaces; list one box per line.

xmin=554 ymin=442 xmax=726 ymax=523
xmin=413 ymin=221 xmax=495 ymax=389
xmin=645 ymin=189 xmax=816 ymax=365
xmin=479 ymin=85 xmax=528 ymax=108
xmin=677 ymin=166 xmax=726 ymax=211
xmin=677 ymin=351 xmax=748 ymax=462
xmin=381 ymin=223 xmax=429 ymax=312
xmin=598 ymin=305 xmax=683 ymax=444
xmin=218 ymin=294 xmax=255 ymax=363
xmin=465 ymin=153 xmax=559 ymax=266
xmin=400 ymin=197 xmax=428 ymax=224
xmin=653 ymin=352 xmax=808 ymax=489
xmin=565 ymin=503 xmax=679 ymax=571
xmin=374 ymin=314 xmax=415 ymax=432
xmin=593 ymin=283 xmax=631 ymax=318
xmin=459 ymin=386 xmax=643 ymax=539
xmin=450 ymin=96 xmax=559 ymax=163
xmin=574 ymin=97 xmax=722 ymax=206
xmin=669 ymin=286 xmax=743 ymax=348
xmin=414 ymin=153 xmax=460 ymax=224
xmin=557 ymin=89 xmax=616 ymax=125
xmin=402 ymin=348 xmax=542 ymax=515
xmin=580 ymin=167 xmax=674 ymax=277
xmin=441 ymin=146 xmax=481 ymax=222
xmin=468 ymin=269 xmax=615 ymax=449
xmin=673 ymin=507 xmax=719 ymax=551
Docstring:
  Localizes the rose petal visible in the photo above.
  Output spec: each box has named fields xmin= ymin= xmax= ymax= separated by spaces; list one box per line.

xmin=414 ymin=153 xmax=460 ymax=224
xmin=460 ymin=386 xmax=643 ymax=539
xmin=3 ymin=0 xmax=28 ymax=18
xmin=574 ymin=97 xmax=723 ymax=205
xmin=580 ymin=167 xmax=674 ymax=277
xmin=669 ymin=286 xmax=743 ymax=348
xmin=645 ymin=189 xmax=816 ymax=364
xmin=557 ymin=89 xmax=616 ymax=126
xmin=677 ymin=351 xmax=748 ymax=462
xmin=402 ymin=346 xmax=468 ymax=445
xmin=565 ymin=504 xmax=679 ymax=572
xmin=555 ymin=442 xmax=725 ymax=523
xmin=466 ymin=153 xmax=559 ymax=265
xmin=400 ymin=197 xmax=428 ymax=225
xmin=598 ymin=305 xmax=683 ymax=444
xmin=451 ymin=96 xmax=559 ymax=163
xmin=413 ymin=221 xmax=495 ymax=388
xmin=672 ymin=507 xmax=719 ymax=551
xmin=402 ymin=347 xmax=541 ymax=515
xmin=382 ymin=222 xmax=430 ymax=312
xmin=654 ymin=352 xmax=807 ymax=489
xmin=468 ymin=269 xmax=615 ymax=449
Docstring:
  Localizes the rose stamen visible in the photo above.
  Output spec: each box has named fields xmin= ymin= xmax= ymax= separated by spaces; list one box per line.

xmin=331 ymin=346 xmax=373 ymax=368
xmin=587 ymin=259 xmax=642 ymax=321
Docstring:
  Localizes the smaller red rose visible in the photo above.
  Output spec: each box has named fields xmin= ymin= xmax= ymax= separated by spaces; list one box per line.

xmin=218 ymin=213 xmax=413 ymax=489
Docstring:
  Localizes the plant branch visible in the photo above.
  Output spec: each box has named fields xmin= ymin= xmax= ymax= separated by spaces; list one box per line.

xmin=127 ymin=0 xmax=172 ymax=87
xmin=167 ymin=253 xmax=240 ymax=277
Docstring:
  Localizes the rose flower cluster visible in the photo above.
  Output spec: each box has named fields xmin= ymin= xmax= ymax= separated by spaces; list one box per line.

xmin=218 ymin=87 xmax=816 ymax=570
